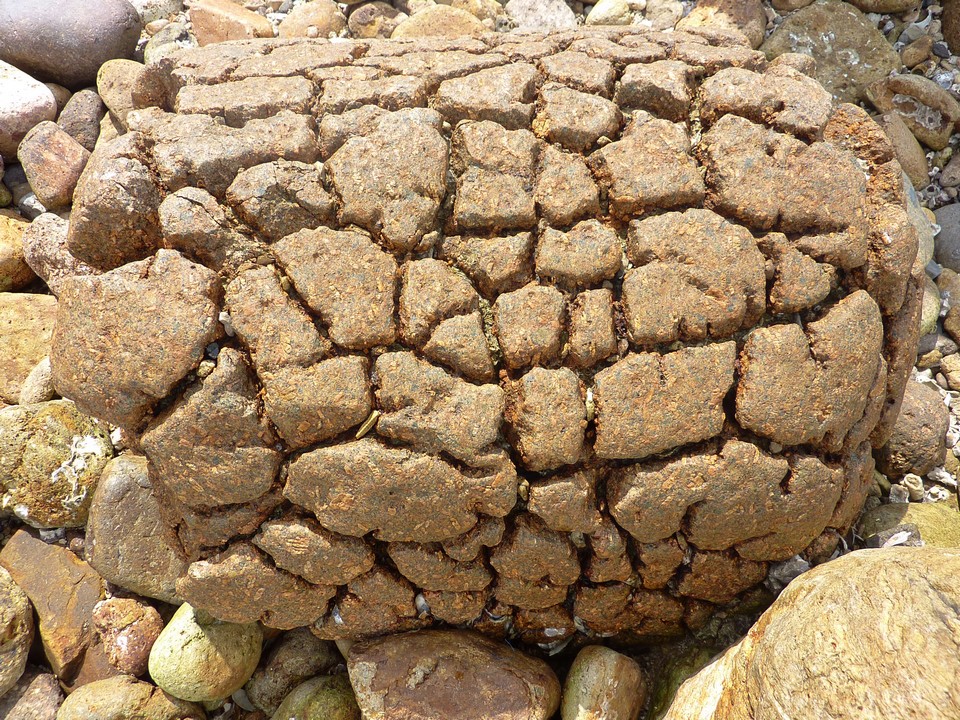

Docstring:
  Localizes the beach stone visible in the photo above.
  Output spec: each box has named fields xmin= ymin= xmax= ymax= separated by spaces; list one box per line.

xmin=348 ymin=2 xmax=407 ymax=38
xmin=677 ymin=0 xmax=766 ymax=49
xmin=20 ymin=212 xmax=98 ymax=296
xmin=0 ymin=61 xmax=57 ymax=160
xmin=0 ymin=667 xmax=62 ymax=719
xmin=876 ymin=112 xmax=929 ymax=190
xmin=0 ymin=566 xmax=32 ymax=698
xmin=52 ymin=28 xmax=917 ymax=646
xmin=56 ymin=675 xmax=203 ymax=720
xmin=505 ymin=0 xmax=577 ymax=31
xmin=0 ymin=530 xmax=118 ymax=692
xmin=56 ymin=90 xmax=105 ymax=153
xmin=347 ymin=630 xmax=560 ymax=720
xmin=876 ymin=380 xmax=949 ymax=478
xmin=661 ymin=547 xmax=960 ymax=720
xmin=129 ymin=0 xmax=185 ymax=24
xmin=149 ymin=603 xmax=262 ymax=704
xmin=946 ymin=0 xmax=960 ymax=55
xmin=18 ymin=357 xmax=55 ymax=405
xmin=17 ymin=121 xmax=90 ymax=209
xmin=0 ymin=211 xmax=34 ymax=291
xmin=761 ymin=0 xmax=902 ymax=104
xmin=391 ymin=5 xmax=485 ymax=39
xmin=0 ymin=399 xmax=112 ymax=528
xmin=921 ymin=274 xmax=941 ymax=337
xmin=935 ymin=203 xmax=960 ymax=273
xmin=245 ymin=629 xmax=342 ymax=715
xmin=0 ymin=293 xmax=56 ymax=404
xmin=279 ymin=0 xmax=346 ymax=38
xmin=143 ymin=22 xmax=199 ymax=65
xmin=867 ymin=73 xmax=960 ymax=151
xmin=847 ymin=0 xmax=922 ymax=10
xmin=85 ymin=455 xmax=188 ymax=604
xmin=97 ymin=59 xmax=144 ymax=130
xmin=561 ymin=646 xmax=646 ymax=720
xmin=91 ymin=598 xmax=164 ymax=677
xmin=270 ymin=675 xmax=360 ymax=720
xmin=0 ymin=0 xmax=142 ymax=89
xmin=585 ymin=0 xmax=633 ymax=26
xmin=860 ymin=501 xmax=960 ymax=549
xmin=189 ymin=0 xmax=274 ymax=45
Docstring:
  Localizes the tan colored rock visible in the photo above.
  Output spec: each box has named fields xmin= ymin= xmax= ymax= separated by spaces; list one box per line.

xmin=17 ymin=121 xmax=90 ymax=210
xmin=96 ymin=59 xmax=143 ymax=129
xmin=876 ymin=112 xmax=929 ymax=190
xmin=0 ymin=566 xmax=33 ymax=699
xmin=347 ymin=630 xmax=561 ymax=720
xmin=56 ymin=675 xmax=203 ymax=720
xmin=867 ymin=73 xmax=960 ymax=151
xmin=0 ymin=211 xmax=35 ymax=291
xmin=245 ymin=628 xmax=342 ymax=715
xmin=561 ymin=645 xmax=646 ymax=720
xmin=279 ymin=0 xmax=346 ymax=37
xmin=0 ymin=293 xmax=57 ymax=404
xmin=189 ymin=0 xmax=274 ymax=45
xmin=662 ymin=548 xmax=960 ymax=720
xmin=876 ymin=380 xmax=950 ymax=478
xmin=677 ymin=0 xmax=766 ymax=49
xmin=391 ymin=5 xmax=486 ymax=38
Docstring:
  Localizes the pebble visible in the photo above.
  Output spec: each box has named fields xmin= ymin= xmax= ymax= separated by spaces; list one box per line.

xmin=0 ymin=667 xmax=63 ymax=719
xmin=278 ymin=0 xmax=346 ymax=38
xmin=390 ymin=5 xmax=487 ymax=37
xmin=57 ymin=89 xmax=107 ymax=153
xmin=920 ymin=273 xmax=942 ymax=337
xmin=901 ymin=472 xmax=926 ymax=501
xmin=0 ymin=0 xmax=142 ymax=89
xmin=0 ymin=210 xmax=35 ymax=291
xmin=0 ymin=565 xmax=33 ymax=697
xmin=0 ymin=399 xmax=113 ymax=528
xmin=18 ymin=356 xmax=56 ymax=404
xmin=189 ymin=0 xmax=276 ymax=45
xmin=0 ymin=61 xmax=57 ymax=161
xmin=561 ymin=645 xmax=647 ymax=720
xmin=245 ymin=628 xmax=343 ymax=715
xmin=901 ymin=35 xmax=934 ymax=67
xmin=56 ymin=675 xmax=204 ymax=720
xmin=270 ymin=675 xmax=360 ymax=720
xmin=91 ymin=597 xmax=164 ymax=677
xmin=16 ymin=121 xmax=90 ymax=210
xmin=504 ymin=0 xmax=578 ymax=31
xmin=148 ymin=603 xmax=263 ymax=703
xmin=877 ymin=112 xmax=929 ymax=190
xmin=585 ymin=0 xmax=634 ymax=26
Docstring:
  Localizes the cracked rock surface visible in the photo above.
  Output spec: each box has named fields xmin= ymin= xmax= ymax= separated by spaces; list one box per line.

xmin=49 ymin=26 xmax=920 ymax=645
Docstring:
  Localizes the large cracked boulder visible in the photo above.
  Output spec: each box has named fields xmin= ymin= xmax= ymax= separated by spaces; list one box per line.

xmin=51 ymin=28 xmax=921 ymax=646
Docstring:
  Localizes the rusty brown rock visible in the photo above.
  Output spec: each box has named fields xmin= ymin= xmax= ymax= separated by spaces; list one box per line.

xmin=0 ymin=293 xmax=57 ymax=405
xmin=493 ymin=283 xmax=565 ymax=370
xmin=438 ymin=232 xmax=534 ymax=297
xmin=254 ymin=516 xmax=375 ymax=586
xmin=876 ymin=380 xmax=950 ymax=478
xmin=347 ymin=630 xmax=561 ymax=720
xmin=91 ymin=598 xmax=163 ymax=677
xmin=51 ymin=250 xmax=221 ymax=430
xmin=17 ymin=121 xmax=90 ymax=210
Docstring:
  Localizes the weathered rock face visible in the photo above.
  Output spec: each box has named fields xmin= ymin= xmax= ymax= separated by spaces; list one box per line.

xmin=52 ymin=29 xmax=918 ymax=645
xmin=662 ymin=548 xmax=960 ymax=720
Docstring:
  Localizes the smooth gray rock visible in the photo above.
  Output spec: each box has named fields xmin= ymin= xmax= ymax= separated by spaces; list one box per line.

xmin=0 ymin=0 xmax=142 ymax=89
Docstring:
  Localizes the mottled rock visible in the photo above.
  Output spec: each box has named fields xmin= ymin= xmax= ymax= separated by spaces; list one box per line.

xmin=867 ymin=73 xmax=960 ymax=151
xmin=17 ymin=121 xmax=90 ymax=209
xmin=279 ymin=0 xmax=346 ymax=38
xmin=662 ymin=548 xmax=960 ymax=720
xmin=0 ymin=293 xmax=56 ymax=404
xmin=254 ymin=517 xmax=374 ymax=587
xmin=189 ymin=0 xmax=274 ymax=45
xmin=91 ymin=598 xmax=164 ymax=677
xmin=245 ymin=628 xmax=342 ymax=715
xmin=149 ymin=602 xmax=262 ymax=703
xmin=0 ymin=0 xmax=142 ymax=89
xmin=859 ymin=501 xmax=960 ymax=549
xmin=0 ymin=530 xmax=117 ymax=691
xmin=561 ymin=646 xmax=646 ymax=720
xmin=391 ymin=5 xmax=486 ymax=38
xmin=0 ymin=566 xmax=32 ymax=698
xmin=85 ymin=455 xmax=187 ymax=604
xmin=20 ymin=213 xmax=98 ymax=296
xmin=0 ymin=399 xmax=112 ymax=528
xmin=504 ymin=0 xmax=577 ymax=32
xmin=876 ymin=381 xmax=950 ymax=478
xmin=271 ymin=675 xmax=360 ymax=720
xmin=347 ymin=630 xmax=561 ymax=720
xmin=51 ymin=250 xmax=221 ymax=430
xmin=56 ymin=675 xmax=203 ymax=720
xmin=761 ymin=0 xmax=901 ymax=104
xmin=0 ymin=667 xmax=63 ymax=719
xmin=0 ymin=211 xmax=34 ymax=291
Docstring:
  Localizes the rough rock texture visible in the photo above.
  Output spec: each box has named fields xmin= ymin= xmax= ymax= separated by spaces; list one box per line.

xmin=56 ymin=675 xmax=203 ymax=720
xmin=0 ymin=293 xmax=57 ymax=404
xmin=0 ymin=667 xmax=63 ymax=719
xmin=662 ymin=548 xmax=960 ymax=720
xmin=347 ymin=630 xmax=560 ymax=720
xmin=0 ymin=566 xmax=33 ymax=698
xmin=51 ymin=30 xmax=917 ymax=644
